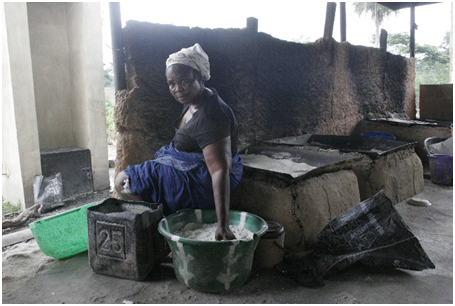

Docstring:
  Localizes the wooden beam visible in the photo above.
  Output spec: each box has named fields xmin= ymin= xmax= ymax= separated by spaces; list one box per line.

xmin=410 ymin=4 xmax=416 ymax=58
xmin=380 ymin=29 xmax=388 ymax=52
xmin=109 ymin=2 xmax=127 ymax=92
xmin=378 ymin=2 xmax=439 ymax=11
xmin=324 ymin=2 xmax=337 ymax=41
xmin=247 ymin=17 xmax=258 ymax=33
xmin=340 ymin=2 xmax=346 ymax=42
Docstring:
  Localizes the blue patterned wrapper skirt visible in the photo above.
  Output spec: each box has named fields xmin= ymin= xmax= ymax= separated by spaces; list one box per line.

xmin=124 ymin=141 xmax=243 ymax=216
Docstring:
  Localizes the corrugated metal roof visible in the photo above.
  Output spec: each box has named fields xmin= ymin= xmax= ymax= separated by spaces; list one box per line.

xmin=378 ymin=2 xmax=439 ymax=11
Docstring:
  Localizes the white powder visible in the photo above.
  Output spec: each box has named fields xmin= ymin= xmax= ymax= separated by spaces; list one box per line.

xmin=240 ymin=154 xmax=317 ymax=178
xmin=174 ymin=223 xmax=254 ymax=241
xmin=120 ymin=204 xmax=154 ymax=214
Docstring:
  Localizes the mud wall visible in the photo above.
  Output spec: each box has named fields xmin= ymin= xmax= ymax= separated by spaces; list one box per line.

xmin=115 ymin=21 xmax=415 ymax=172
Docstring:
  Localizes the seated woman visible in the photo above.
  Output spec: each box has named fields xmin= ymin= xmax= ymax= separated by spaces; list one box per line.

xmin=115 ymin=43 xmax=243 ymax=241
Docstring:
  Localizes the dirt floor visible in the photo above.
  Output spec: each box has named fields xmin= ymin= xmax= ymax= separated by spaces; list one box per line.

xmin=2 ymin=176 xmax=453 ymax=304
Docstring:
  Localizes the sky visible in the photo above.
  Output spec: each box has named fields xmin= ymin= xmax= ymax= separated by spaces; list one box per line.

xmin=101 ymin=1 xmax=452 ymax=65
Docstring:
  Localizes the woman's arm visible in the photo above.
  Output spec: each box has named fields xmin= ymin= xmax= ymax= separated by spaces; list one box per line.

xmin=203 ymin=136 xmax=236 ymax=240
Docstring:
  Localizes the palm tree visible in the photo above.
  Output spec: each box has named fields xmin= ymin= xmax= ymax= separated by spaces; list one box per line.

xmin=353 ymin=2 xmax=397 ymax=47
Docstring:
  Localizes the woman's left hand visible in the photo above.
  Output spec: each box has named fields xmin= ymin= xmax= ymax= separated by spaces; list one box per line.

xmin=215 ymin=224 xmax=236 ymax=241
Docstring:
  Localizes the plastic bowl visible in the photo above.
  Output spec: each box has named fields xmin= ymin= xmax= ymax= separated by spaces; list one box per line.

xmin=429 ymin=154 xmax=453 ymax=185
xmin=29 ymin=202 xmax=97 ymax=259
xmin=361 ymin=131 xmax=396 ymax=140
xmin=158 ymin=209 xmax=268 ymax=292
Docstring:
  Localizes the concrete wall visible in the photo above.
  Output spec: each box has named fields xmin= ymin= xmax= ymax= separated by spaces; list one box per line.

xmin=66 ymin=2 xmax=109 ymax=191
xmin=2 ymin=3 xmax=109 ymax=208
xmin=2 ymin=3 xmax=42 ymax=209
xmin=27 ymin=3 xmax=75 ymax=149
xmin=114 ymin=22 xmax=416 ymax=175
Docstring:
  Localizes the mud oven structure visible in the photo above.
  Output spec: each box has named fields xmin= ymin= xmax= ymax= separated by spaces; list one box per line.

xmin=115 ymin=21 xmax=450 ymax=254
xmin=232 ymin=134 xmax=423 ymax=252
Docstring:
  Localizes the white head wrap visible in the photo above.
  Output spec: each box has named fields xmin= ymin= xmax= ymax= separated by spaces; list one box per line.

xmin=166 ymin=43 xmax=211 ymax=81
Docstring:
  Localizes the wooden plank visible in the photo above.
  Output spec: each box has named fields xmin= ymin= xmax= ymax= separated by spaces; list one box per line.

xmin=247 ymin=17 xmax=258 ymax=33
xmin=324 ymin=2 xmax=337 ymax=41
xmin=340 ymin=2 xmax=346 ymax=42
xmin=380 ymin=29 xmax=387 ymax=52
xmin=410 ymin=4 xmax=415 ymax=58
xmin=110 ymin=2 xmax=127 ymax=92
xmin=419 ymin=84 xmax=453 ymax=120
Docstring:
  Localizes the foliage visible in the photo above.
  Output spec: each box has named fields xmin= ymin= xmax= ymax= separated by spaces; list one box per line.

xmin=292 ymin=34 xmax=313 ymax=44
xmin=105 ymin=98 xmax=116 ymax=143
xmin=386 ymin=32 xmax=451 ymax=98
xmin=104 ymin=62 xmax=116 ymax=143
xmin=353 ymin=2 xmax=397 ymax=24
xmin=353 ymin=2 xmax=451 ymax=103
xmin=2 ymin=198 xmax=22 ymax=215
xmin=104 ymin=62 xmax=114 ymax=87
xmin=386 ymin=32 xmax=411 ymax=55
xmin=352 ymin=2 xmax=398 ymax=46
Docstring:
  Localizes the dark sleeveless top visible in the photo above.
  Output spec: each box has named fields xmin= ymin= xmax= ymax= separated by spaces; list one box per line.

xmin=172 ymin=89 xmax=239 ymax=156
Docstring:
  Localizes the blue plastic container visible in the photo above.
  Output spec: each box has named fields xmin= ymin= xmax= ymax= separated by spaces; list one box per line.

xmin=361 ymin=132 xmax=396 ymax=140
xmin=429 ymin=154 xmax=453 ymax=185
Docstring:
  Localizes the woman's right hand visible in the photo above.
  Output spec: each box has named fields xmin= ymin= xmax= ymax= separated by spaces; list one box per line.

xmin=215 ymin=224 xmax=236 ymax=241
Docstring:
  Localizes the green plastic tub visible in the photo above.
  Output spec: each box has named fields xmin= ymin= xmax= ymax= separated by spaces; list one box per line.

xmin=158 ymin=209 xmax=268 ymax=292
xmin=29 ymin=202 xmax=97 ymax=259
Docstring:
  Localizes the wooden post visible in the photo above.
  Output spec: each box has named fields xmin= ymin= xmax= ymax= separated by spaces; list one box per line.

xmin=340 ymin=2 xmax=346 ymax=42
xmin=247 ymin=17 xmax=258 ymax=33
xmin=410 ymin=4 xmax=416 ymax=58
xmin=324 ymin=2 xmax=337 ymax=41
xmin=380 ymin=29 xmax=388 ymax=52
xmin=109 ymin=2 xmax=127 ymax=92
xmin=450 ymin=2 xmax=453 ymax=82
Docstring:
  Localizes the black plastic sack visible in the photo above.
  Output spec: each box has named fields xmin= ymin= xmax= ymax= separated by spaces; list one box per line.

xmin=313 ymin=190 xmax=435 ymax=278
xmin=33 ymin=173 xmax=64 ymax=214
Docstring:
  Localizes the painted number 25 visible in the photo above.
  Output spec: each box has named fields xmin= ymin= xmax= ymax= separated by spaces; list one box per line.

xmin=98 ymin=229 xmax=123 ymax=254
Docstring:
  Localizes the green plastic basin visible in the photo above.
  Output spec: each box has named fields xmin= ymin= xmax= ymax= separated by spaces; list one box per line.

xmin=158 ymin=209 xmax=268 ymax=292
xmin=29 ymin=202 xmax=97 ymax=259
